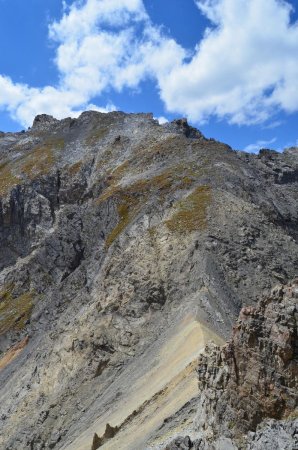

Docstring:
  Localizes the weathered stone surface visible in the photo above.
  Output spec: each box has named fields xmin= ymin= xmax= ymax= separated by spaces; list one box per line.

xmin=193 ymin=280 xmax=298 ymax=449
xmin=246 ymin=418 xmax=298 ymax=449
xmin=32 ymin=114 xmax=59 ymax=130
xmin=0 ymin=111 xmax=297 ymax=449
xmin=164 ymin=435 xmax=194 ymax=449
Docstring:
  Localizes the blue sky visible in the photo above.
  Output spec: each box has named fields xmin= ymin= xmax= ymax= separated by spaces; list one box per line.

xmin=0 ymin=0 xmax=297 ymax=152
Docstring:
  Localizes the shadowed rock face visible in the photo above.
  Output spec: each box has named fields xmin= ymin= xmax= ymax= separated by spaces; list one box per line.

xmin=0 ymin=111 xmax=297 ymax=449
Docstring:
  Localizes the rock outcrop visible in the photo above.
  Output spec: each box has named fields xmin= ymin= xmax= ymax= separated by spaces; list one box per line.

xmin=166 ymin=280 xmax=297 ymax=449
xmin=0 ymin=111 xmax=297 ymax=449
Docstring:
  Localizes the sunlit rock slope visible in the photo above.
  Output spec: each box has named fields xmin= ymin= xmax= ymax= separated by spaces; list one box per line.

xmin=0 ymin=111 xmax=297 ymax=449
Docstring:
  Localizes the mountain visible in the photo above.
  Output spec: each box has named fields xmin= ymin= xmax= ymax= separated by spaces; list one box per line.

xmin=0 ymin=111 xmax=297 ymax=449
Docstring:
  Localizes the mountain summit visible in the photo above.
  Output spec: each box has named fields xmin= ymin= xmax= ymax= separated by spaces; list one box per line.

xmin=0 ymin=111 xmax=297 ymax=449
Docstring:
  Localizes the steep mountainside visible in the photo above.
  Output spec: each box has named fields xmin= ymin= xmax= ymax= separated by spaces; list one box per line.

xmin=0 ymin=112 xmax=297 ymax=449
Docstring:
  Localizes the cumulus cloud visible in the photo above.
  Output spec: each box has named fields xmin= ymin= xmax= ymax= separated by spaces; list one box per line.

xmin=0 ymin=0 xmax=184 ymax=127
xmin=49 ymin=0 xmax=146 ymax=41
xmin=0 ymin=74 xmax=115 ymax=127
xmin=155 ymin=116 xmax=169 ymax=125
xmin=0 ymin=0 xmax=297 ymax=127
xmin=161 ymin=0 xmax=298 ymax=125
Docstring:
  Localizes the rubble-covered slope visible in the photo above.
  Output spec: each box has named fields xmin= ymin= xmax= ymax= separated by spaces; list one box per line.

xmin=0 ymin=111 xmax=297 ymax=449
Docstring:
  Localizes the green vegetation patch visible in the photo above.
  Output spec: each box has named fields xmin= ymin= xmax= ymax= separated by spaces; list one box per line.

xmin=0 ymin=285 xmax=35 ymax=335
xmin=110 ymin=160 xmax=129 ymax=180
xmin=165 ymin=185 xmax=212 ymax=233
xmin=21 ymin=138 xmax=64 ymax=179
xmin=0 ymin=138 xmax=64 ymax=196
xmin=67 ymin=160 xmax=83 ymax=176
xmin=0 ymin=161 xmax=21 ymax=196
xmin=97 ymin=168 xmax=180 ymax=205
xmin=100 ymin=167 xmax=203 ymax=247
xmin=105 ymin=196 xmax=141 ymax=248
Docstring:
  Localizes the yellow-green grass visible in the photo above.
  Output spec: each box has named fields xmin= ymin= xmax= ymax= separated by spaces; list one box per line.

xmin=20 ymin=138 xmax=64 ymax=179
xmin=0 ymin=138 xmax=64 ymax=197
xmin=0 ymin=285 xmax=35 ymax=335
xmin=165 ymin=185 xmax=212 ymax=232
xmin=0 ymin=161 xmax=21 ymax=196
xmin=100 ymin=167 xmax=204 ymax=247
xmin=105 ymin=197 xmax=141 ymax=248
xmin=67 ymin=160 xmax=83 ymax=176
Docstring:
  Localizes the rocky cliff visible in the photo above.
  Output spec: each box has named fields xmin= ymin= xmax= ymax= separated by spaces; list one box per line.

xmin=166 ymin=280 xmax=298 ymax=449
xmin=0 ymin=111 xmax=297 ymax=449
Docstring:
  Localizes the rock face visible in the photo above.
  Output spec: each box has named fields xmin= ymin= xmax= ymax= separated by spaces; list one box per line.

xmin=169 ymin=280 xmax=297 ymax=449
xmin=0 ymin=111 xmax=297 ymax=449
xmin=246 ymin=419 xmax=298 ymax=450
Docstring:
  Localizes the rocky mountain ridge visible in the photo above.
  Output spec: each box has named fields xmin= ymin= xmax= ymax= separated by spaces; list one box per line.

xmin=0 ymin=111 xmax=297 ymax=449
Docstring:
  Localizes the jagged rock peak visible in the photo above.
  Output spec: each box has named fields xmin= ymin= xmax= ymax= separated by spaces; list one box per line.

xmin=162 ymin=117 xmax=204 ymax=139
xmin=29 ymin=110 xmax=205 ymax=140
xmin=31 ymin=111 xmax=155 ymax=129
xmin=32 ymin=113 xmax=59 ymax=129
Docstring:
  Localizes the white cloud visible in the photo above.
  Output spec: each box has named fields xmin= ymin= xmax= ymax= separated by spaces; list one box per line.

xmin=160 ymin=0 xmax=298 ymax=125
xmin=263 ymin=120 xmax=284 ymax=130
xmin=244 ymin=137 xmax=276 ymax=153
xmin=0 ymin=73 xmax=116 ymax=127
xmin=0 ymin=0 xmax=184 ymax=127
xmin=85 ymin=103 xmax=116 ymax=113
xmin=155 ymin=116 xmax=169 ymax=124
xmin=0 ymin=0 xmax=298 ymax=128
xmin=49 ymin=0 xmax=146 ymax=42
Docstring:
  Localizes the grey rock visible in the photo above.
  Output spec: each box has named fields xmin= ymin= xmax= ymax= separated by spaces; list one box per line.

xmin=32 ymin=114 xmax=59 ymax=130
xmin=165 ymin=436 xmax=193 ymax=449
xmin=246 ymin=419 xmax=298 ymax=449
xmin=191 ymin=279 xmax=298 ymax=449
xmin=0 ymin=111 xmax=297 ymax=449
